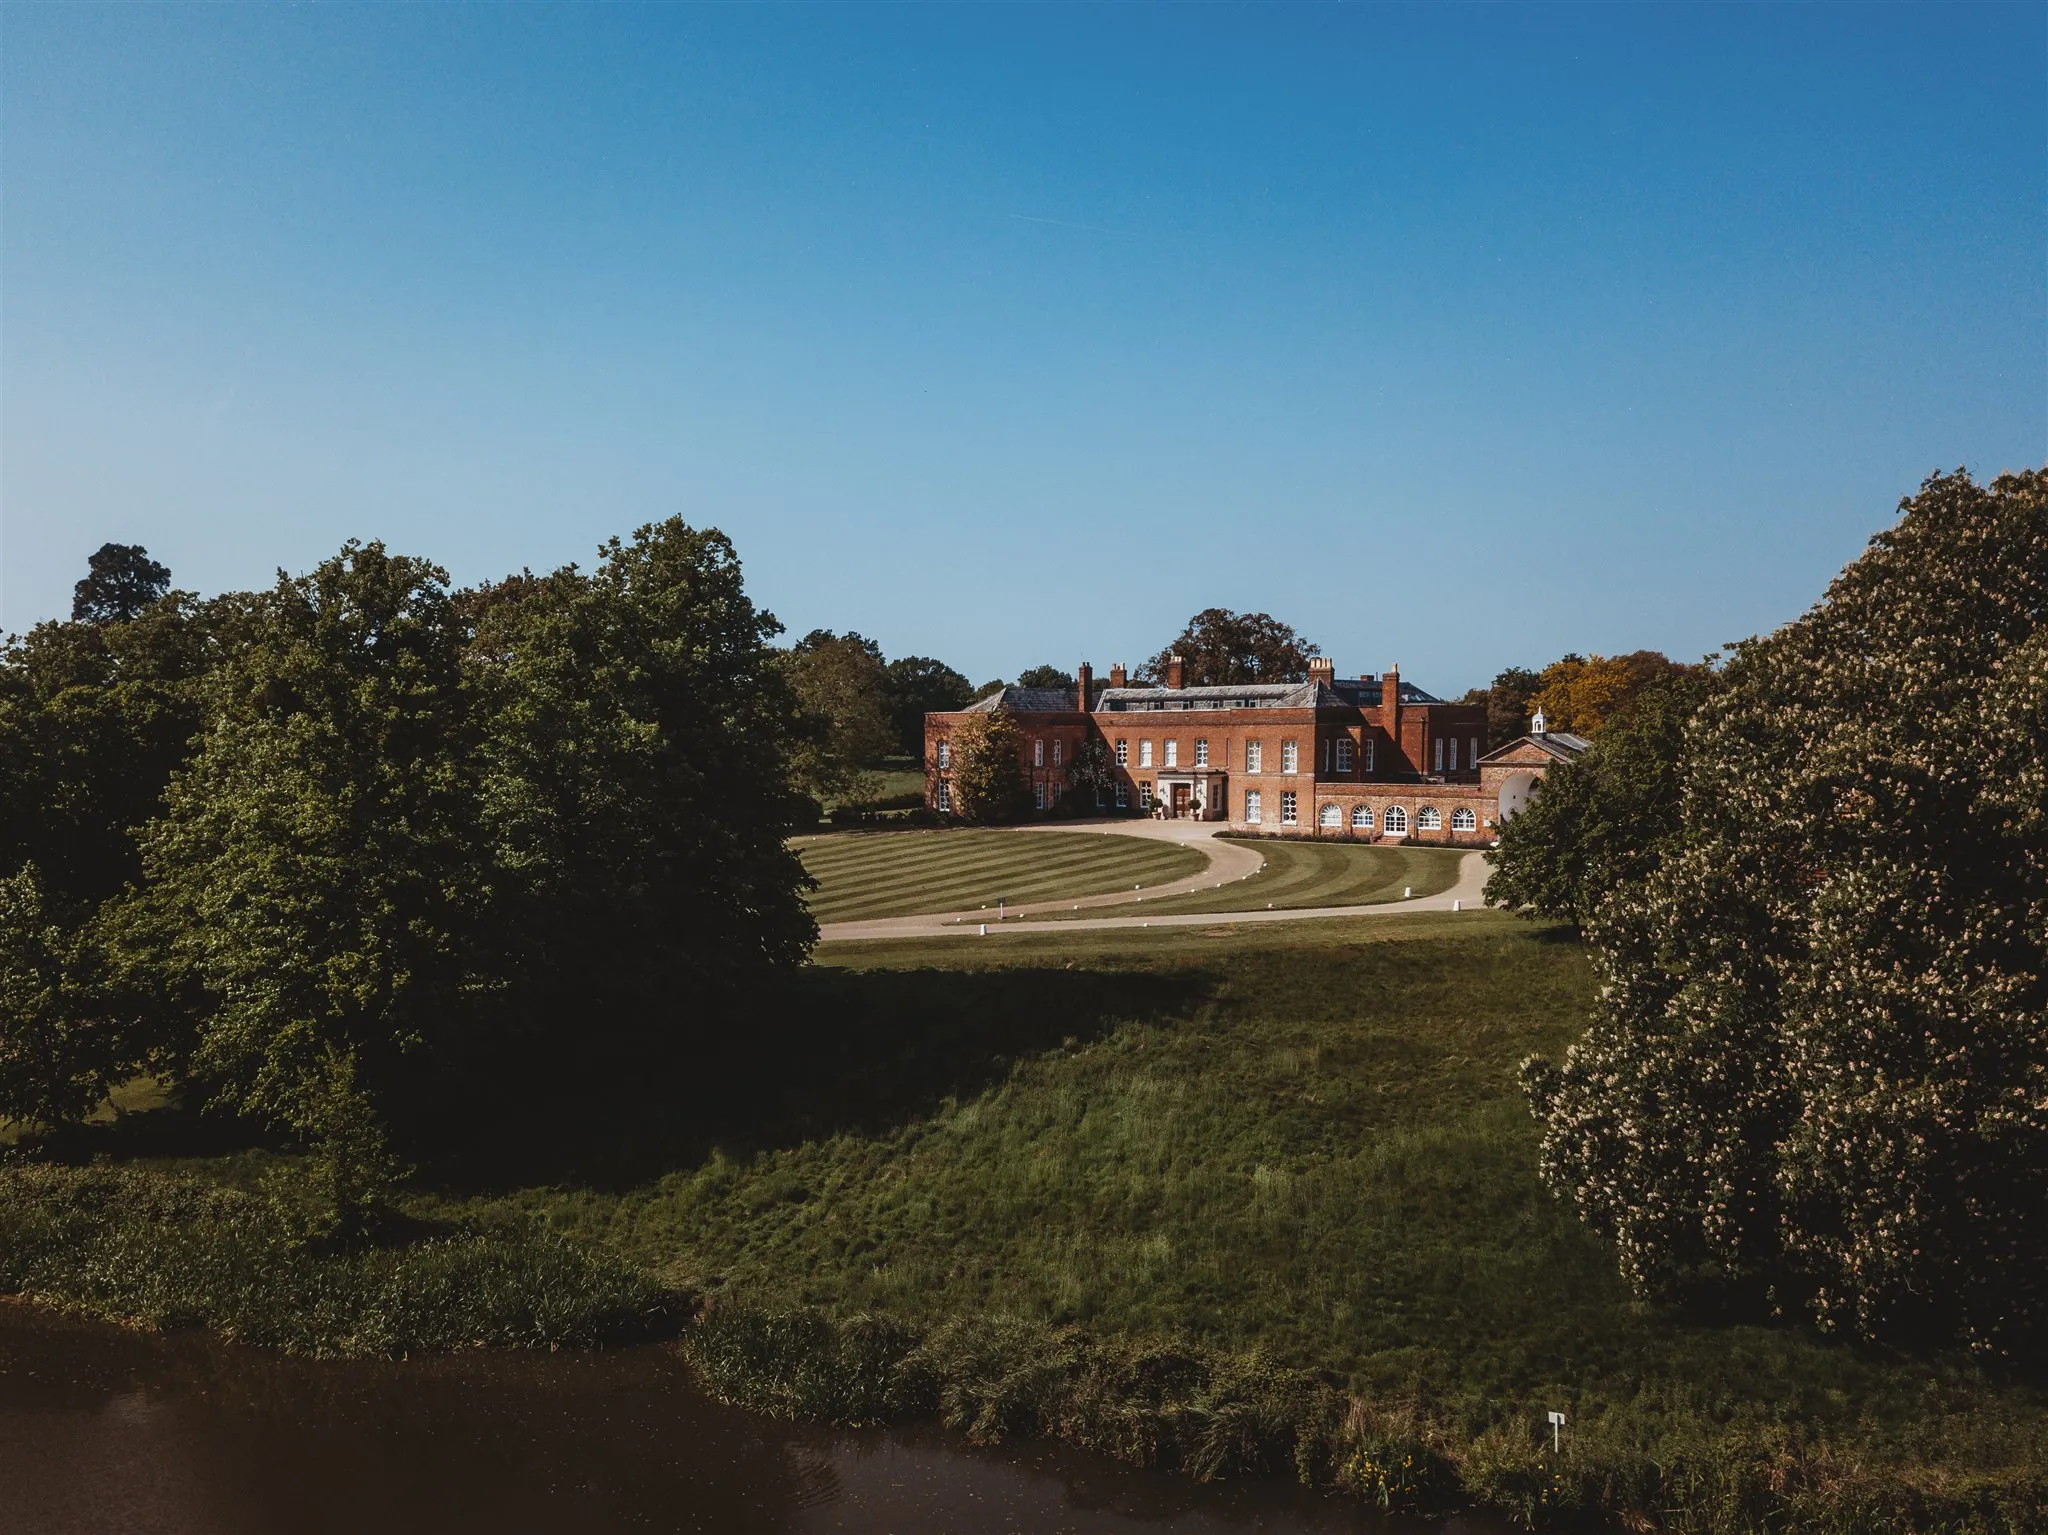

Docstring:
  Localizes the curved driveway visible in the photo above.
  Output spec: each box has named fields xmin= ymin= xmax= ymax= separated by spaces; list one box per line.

xmin=815 ymin=821 xmax=1491 ymax=943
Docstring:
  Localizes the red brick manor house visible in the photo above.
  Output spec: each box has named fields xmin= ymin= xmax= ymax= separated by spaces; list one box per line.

xmin=923 ymin=656 xmax=1584 ymax=846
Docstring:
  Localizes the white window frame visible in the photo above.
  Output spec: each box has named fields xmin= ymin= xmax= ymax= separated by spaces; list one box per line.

xmin=1384 ymin=805 xmax=1409 ymax=834
xmin=1246 ymin=740 xmax=1263 ymax=773
xmin=1035 ymin=738 xmax=1046 ymax=768
xmin=935 ymin=781 xmax=951 ymax=812
xmin=1194 ymin=738 xmax=1209 ymax=768
xmin=1451 ymin=807 xmax=1476 ymax=831
xmin=1245 ymin=789 xmax=1262 ymax=824
xmin=1164 ymin=739 xmax=1179 ymax=768
xmin=1281 ymin=740 xmax=1298 ymax=774
xmin=1448 ymin=738 xmax=1458 ymax=771
xmin=1053 ymin=739 xmax=1063 ymax=767
xmin=1115 ymin=739 xmax=1128 ymax=766
xmin=1140 ymin=782 xmax=1154 ymax=810
xmin=1318 ymin=802 xmax=1340 ymax=828
xmin=1334 ymin=738 xmax=1353 ymax=773
xmin=1115 ymin=782 xmax=1129 ymax=809
xmin=1139 ymin=740 xmax=1154 ymax=768
xmin=1365 ymin=738 xmax=1375 ymax=773
xmin=1418 ymin=806 xmax=1442 ymax=831
xmin=936 ymin=741 xmax=950 ymax=770
xmin=1034 ymin=783 xmax=1047 ymax=810
xmin=1470 ymin=737 xmax=1479 ymax=769
xmin=1281 ymin=790 xmax=1298 ymax=825
xmin=1434 ymin=737 xmax=1444 ymax=773
xmin=1350 ymin=804 xmax=1372 ymax=830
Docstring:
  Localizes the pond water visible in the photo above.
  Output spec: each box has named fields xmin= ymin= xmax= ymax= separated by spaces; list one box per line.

xmin=0 ymin=1304 xmax=1508 ymax=1535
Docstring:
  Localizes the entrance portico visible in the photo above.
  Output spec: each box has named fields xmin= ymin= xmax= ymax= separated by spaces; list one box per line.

xmin=1152 ymin=771 xmax=1229 ymax=820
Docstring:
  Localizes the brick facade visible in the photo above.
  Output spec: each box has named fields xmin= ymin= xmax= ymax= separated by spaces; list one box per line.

xmin=925 ymin=657 xmax=1584 ymax=846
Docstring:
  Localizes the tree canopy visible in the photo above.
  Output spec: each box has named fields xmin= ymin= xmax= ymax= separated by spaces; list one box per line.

xmin=780 ymin=630 xmax=895 ymax=802
xmin=1015 ymin=664 xmax=1076 ymax=690
xmin=882 ymin=656 xmax=972 ymax=755
xmin=948 ymin=711 xmax=1030 ymax=825
xmin=0 ymin=523 xmax=816 ymax=1154
xmin=72 ymin=544 xmax=172 ymax=626
xmin=1523 ymin=468 xmax=2048 ymax=1358
xmin=1145 ymin=609 xmax=1319 ymax=687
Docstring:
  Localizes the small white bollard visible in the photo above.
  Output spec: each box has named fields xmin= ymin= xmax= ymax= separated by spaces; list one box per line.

xmin=1403 ymin=886 xmax=1413 ymax=899
xmin=1453 ymin=899 xmax=1462 ymax=912
xmin=979 ymin=924 xmax=987 ymax=936
xmin=1548 ymin=1410 xmax=1567 ymax=1453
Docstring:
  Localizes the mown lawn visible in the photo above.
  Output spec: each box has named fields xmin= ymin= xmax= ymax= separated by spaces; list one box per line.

xmin=1028 ymin=838 xmax=1467 ymax=920
xmin=796 ymin=827 xmax=1207 ymax=923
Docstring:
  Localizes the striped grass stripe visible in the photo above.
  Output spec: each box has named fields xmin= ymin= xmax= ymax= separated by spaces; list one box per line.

xmin=800 ymin=830 xmax=1207 ymax=923
xmin=1031 ymin=840 xmax=1465 ymax=920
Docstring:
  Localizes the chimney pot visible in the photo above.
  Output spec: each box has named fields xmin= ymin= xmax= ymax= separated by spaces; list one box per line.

xmin=1108 ymin=662 xmax=1128 ymax=690
xmin=1165 ymin=654 xmax=1186 ymax=690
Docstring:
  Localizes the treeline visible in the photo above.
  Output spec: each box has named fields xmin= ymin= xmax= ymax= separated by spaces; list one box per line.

xmin=1492 ymin=468 xmax=2048 ymax=1361
xmin=0 ymin=523 xmax=818 ymax=1219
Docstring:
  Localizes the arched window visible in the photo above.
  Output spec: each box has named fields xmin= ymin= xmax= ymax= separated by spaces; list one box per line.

xmin=1318 ymin=802 xmax=1341 ymax=828
xmin=1383 ymin=805 xmax=1409 ymax=834
xmin=1451 ymin=807 xmax=1477 ymax=831
xmin=1350 ymin=805 xmax=1372 ymax=830
xmin=1417 ymin=806 xmax=1442 ymax=831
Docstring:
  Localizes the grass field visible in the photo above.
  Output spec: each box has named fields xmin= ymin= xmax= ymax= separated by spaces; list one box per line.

xmin=1029 ymin=837 xmax=1467 ymax=920
xmin=796 ymin=827 xmax=1208 ymax=923
xmin=474 ymin=913 xmax=2048 ymax=1528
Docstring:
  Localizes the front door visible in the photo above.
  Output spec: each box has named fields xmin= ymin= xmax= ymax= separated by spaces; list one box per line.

xmin=1171 ymin=783 xmax=1192 ymax=818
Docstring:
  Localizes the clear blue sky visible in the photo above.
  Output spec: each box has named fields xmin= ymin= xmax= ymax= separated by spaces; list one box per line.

xmin=4 ymin=3 xmax=2042 ymax=694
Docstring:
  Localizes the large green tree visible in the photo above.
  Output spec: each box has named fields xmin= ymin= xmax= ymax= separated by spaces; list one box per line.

xmin=0 ymin=522 xmax=817 ymax=1154
xmin=781 ymin=629 xmax=895 ymax=803
xmin=72 ymin=543 xmax=172 ymax=626
xmin=124 ymin=541 xmax=479 ymax=1135
xmin=948 ymin=712 xmax=1031 ymax=825
xmin=1145 ymin=609 xmax=1318 ymax=687
xmin=464 ymin=521 xmax=816 ymax=1075
xmin=1524 ymin=469 xmax=2048 ymax=1357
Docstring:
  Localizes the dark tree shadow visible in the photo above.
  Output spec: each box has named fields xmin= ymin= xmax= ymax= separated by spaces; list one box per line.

xmin=423 ymin=963 xmax=1212 ymax=1192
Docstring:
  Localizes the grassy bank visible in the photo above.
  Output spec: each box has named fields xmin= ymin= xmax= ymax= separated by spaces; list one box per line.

xmin=489 ymin=914 xmax=2046 ymax=1531
xmin=0 ymin=1162 xmax=673 ymax=1357
xmin=796 ymin=825 xmax=1206 ymax=922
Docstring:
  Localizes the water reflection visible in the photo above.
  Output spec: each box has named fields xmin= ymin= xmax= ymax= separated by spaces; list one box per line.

xmin=0 ymin=1304 xmax=1500 ymax=1535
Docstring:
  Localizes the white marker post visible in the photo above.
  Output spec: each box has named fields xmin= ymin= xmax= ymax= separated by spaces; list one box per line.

xmin=1547 ymin=1410 xmax=1566 ymax=1453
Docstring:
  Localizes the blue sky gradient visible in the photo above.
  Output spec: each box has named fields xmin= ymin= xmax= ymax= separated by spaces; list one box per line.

xmin=4 ymin=3 xmax=2042 ymax=693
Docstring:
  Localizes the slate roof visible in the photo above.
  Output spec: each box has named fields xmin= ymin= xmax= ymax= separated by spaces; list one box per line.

xmin=961 ymin=686 xmax=1083 ymax=714
xmin=1477 ymin=732 xmax=1593 ymax=765
xmin=961 ymin=677 xmax=1452 ymax=715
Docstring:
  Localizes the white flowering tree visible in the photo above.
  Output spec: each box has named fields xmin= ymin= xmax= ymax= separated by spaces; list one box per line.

xmin=1523 ymin=468 xmax=2048 ymax=1356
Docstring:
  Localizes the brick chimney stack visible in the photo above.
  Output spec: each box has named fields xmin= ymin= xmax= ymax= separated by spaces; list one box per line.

xmin=1384 ymin=663 xmax=1402 ymax=757
xmin=1109 ymin=662 xmax=1128 ymax=690
xmin=1165 ymin=654 xmax=1186 ymax=689
xmin=1307 ymin=656 xmax=1335 ymax=687
xmin=1077 ymin=661 xmax=1093 ymax=712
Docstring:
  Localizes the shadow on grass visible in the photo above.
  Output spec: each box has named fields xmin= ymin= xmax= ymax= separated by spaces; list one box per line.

xmin=425 ymin=961 xmax=1215 ymax=1193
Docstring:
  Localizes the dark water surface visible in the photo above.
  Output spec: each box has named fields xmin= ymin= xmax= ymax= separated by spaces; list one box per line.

xmin=0 ymin=1305 xmax=1502 ymax=1535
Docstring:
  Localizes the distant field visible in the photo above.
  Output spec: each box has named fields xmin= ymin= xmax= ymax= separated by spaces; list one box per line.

xmin=1030 ymin=837 xmax=1466 ymax=919
xmin=796 ymin=828 xmax=1208 ymax=924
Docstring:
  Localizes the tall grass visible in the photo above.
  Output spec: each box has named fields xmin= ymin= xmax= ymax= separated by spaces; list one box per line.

xmin=0 ymin=1163 xmax=674 ymax=1356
